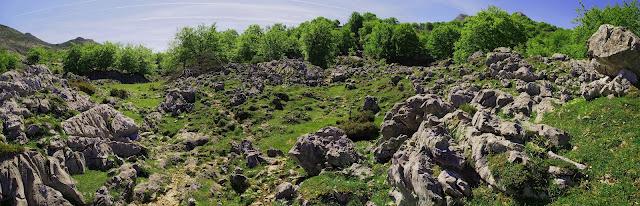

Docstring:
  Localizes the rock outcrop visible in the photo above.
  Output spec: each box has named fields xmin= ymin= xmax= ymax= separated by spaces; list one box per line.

xmin=0 ymin=151 xmax=84 ymax=205
xmin=289 ymin=127 xmax=360 ymax=176
xmin=159 ymin=88 xmax=196 ymax=116
xmin=62 ymin=104 xmax=145 ymax=170
xmin=379 ymin=92 xmax=585 ymax=205
xmin=374 ymin=94 xmax=453 ymax=163
xmin=63 ymin=104 xmax=138 ymax=141
xmin=588 ymin=24 xmax=640 ymax=85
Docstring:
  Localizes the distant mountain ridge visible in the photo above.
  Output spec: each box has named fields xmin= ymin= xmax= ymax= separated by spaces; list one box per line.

xmin=0 ymin=24 xmax=96 ymax=54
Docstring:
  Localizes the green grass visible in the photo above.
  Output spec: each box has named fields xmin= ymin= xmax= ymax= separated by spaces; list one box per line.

xmin=73 ymin=170 xmax=110 ymax=202
xmin=0 ymin=143 xmax=24 ymax=157
xmin=542 ymin=97 xmax=640 ymax=205
xmin=92 ymin=81 xmax=164 ymax=109
xmin=255 ymin=76 xmax=413 ymax=153
xmin=299 ymin=172 xmax=369 ymax=204
xmin=467 ymin=96 xmax=640 ymax=205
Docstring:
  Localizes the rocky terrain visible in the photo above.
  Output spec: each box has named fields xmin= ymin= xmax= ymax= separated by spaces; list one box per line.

xmin=1 ymin=23 xmax=639 ymax=206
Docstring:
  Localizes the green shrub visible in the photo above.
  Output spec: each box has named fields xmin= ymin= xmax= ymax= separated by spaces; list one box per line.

xmin=282 ymin=110 xmax=311 ymax=124
xmin=454 ymin=7 xmax=527 ymax=62
xmin=364 ymin=21 xmax=395 ymax=61
xmin=235 ymin=24 xmax=263 ymax=63
xmin=219 ymin=29 xmax=239 ymax=61
xmin=459 ymin=103 xmax=478 ymax=116
xmin=425 ymin=24 xmax=461 ymax=60
xmin=346 ymin=12 xmax=364 ymax=38
xmin=26 ymin=47 xmax=46 ymax=65
xmin=338 ymin=110 xmax=379 ymax=141
xmin=63 ymin=42 xmax=155 ymax=75
xmin=299 ymin=172 xmax=368 ymax=205
xmin=525 ymin=29 xmax=586 ymax=58
xmin=392 ymin=23 xmax=424 ymax=64
xmin=488 ymin=153 xmax=551 ymax=202
xmin=300 ymin=17 xmax=338 ymax=68
xmin=109 ymin=88 xmax=129 ymax=99
xmin=94 ymin=42 xmax=118 ymax=70
xmin=259 ymin=24 xmax=289 ymax=61
xmin=575 ymin=0 xmax=640 ymax=40
xmin=334 ymin=27 xmax=357 ymax=55
xmin=69 ymin=80 xmax=96 ymax=95
xmin=0 ymin=49 xmax=20 ymax=73
xmin=171 ymin=24 xmax=226 ymax=71
xmin=116 ymin=44 xmax=155 ymax=75
xmin=0 ymin=143 xmax=25 ymax=157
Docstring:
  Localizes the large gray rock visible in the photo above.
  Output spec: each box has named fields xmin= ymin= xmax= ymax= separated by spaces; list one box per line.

xmin=363 ymin=95 xmax=380 ymax=113
xmin=0 ymin=151 xmax=84 ymax=205
xmin=437 ymin=170 xmax=471 ymax=198
xmin=63 ymin=104 xmax=139 ymax=141
xmin=289 ymin=127 xmax=360 ymax=176
xmin=374 ymin=95 xmax=453 ymax=163
xmin=274 ymin=182 xmax=297 ymax=200
xmin=159 ymin=88 xmax=196 ymax=116
xmin=62 ymin=105 xmax=145 ymax=170
xmin=587 ymin=24 xmax=640 ymax=85
xmin=104 ymin=163 xmax=144 ymax=203
xmin=388 ymin=124 xmax=456 ymax=206
xmin=93 ymin=186 xmax=113 ymax=206
xmin=52 ymin=148 xmax=86 ymax=175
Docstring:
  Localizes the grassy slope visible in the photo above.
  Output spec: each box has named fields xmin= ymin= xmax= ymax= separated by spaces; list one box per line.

xmin=90 ymin=81 xmax=164 ymax=124
xmin=543 ymin=96 xmax=640 ymax=205
xmin=81 ymin=67 xmax=638 ymax=205
xmin=254 ymin=76 xmax=414 ymax=153
xmin=467 ymin=95 xmax=640 ymax=205
xmin=73 ymin=170 xmax=110 ymax=202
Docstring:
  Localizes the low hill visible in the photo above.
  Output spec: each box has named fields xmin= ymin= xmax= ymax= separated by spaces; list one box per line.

xmin=0 ymin=24 xmax=96 ymax=54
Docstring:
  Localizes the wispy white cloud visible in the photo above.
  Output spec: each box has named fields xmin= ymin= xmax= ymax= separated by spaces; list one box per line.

xmin=15 ymin=0 xmax=100 ymax=17
xmin=7 ymin=0 xmax=493 ymax=51
xmin=132 ymin=16 xmax=299 ymax=24
xmin=287 ymin=0 xmax=350 ymax=11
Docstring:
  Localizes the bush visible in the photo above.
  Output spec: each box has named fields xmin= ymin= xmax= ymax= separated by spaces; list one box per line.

xmin=109 ymin=88 xmax=129 ymax=99
xmin=63 ymin=45 xmax=85 ymax=74
xmin=63 ymin=43 xmax=155 ymax=75
xmin=488 ymin=153 xmax=551 ymax=202
xmin=0 ymin=142 xmax=25 ymax=157
xmin=364 ymin=21 xmax=395 ymax=61
xmin=347 ymin=12 xmax=364 ymax=38
xmin=26 ymin=47 xmax=46 ymax=65
xmin=282 ymin=110 xmax=311 ymax=124
xmin=338 ymin=110 xmax=379 ymax=141
xmin=0 ymin=49 xmax=20 ymax=73
xmin=219 ymin=29 xmax=239 ymax=61
xmin=259 ymin=24 xmax=289 ymax=61
xmin=171 ymin=24 xmax=226 ymax=70
xmin=116 ymin=45 xmax=155 ymax=75
xmin=459 ymin=103 xmax=478 ymax=116
xmin=454 ymin=7 xmax=527 ymax=62
xmin=300 ymin=17 xmax=338 ymax=68
xmin=235 ymin=24 xmax=263 ymax=63
xmin=392 ymin=23 xmax=424 ymax=64
xmin=425 ymin=24 xmax=461 ymax=59
xmin=94 ymin=42 xmax=118 ymax=70
xmin=334 ymin=27 xmax=357 ymax=55
xmin=69 ymin=80 xmax=96 ymax=95
xmin=525 ymin=29 xmax=586 ymax=58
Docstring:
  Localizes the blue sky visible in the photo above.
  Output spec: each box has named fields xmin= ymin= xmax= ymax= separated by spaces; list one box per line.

xmin=0 ymin=0 xmax=629 ymax=51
